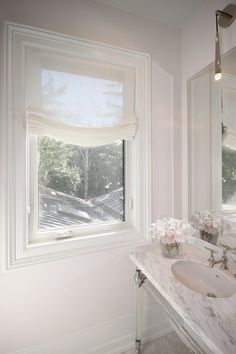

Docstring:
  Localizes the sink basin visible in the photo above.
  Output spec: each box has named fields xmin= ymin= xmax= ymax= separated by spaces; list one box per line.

xmin=171 ymin=261 xmax=236 ymax=298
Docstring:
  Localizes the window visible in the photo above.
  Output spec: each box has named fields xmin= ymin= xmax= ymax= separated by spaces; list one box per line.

xmin=222 ymin=145 xmax=236 ymax=210
xmin=31 ymin=137 xmax=125 ymax=241
xmin=2 ymin=22 xmax=150 ymax=269
xmin=221 ymin=78 xmax=236 ymax=229
xmin=26 ymin=45 xmax=133 ymax=243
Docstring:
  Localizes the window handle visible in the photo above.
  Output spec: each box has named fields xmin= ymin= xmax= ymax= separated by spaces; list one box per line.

xmin=55 ymin=230 xmax=73 ymax=240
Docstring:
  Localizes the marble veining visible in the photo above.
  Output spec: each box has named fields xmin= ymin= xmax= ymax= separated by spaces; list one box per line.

xmin=130 ymin=242 xmax=236 ymax=354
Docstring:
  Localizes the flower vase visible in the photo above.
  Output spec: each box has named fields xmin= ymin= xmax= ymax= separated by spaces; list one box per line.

xmin=160 ymin=237 xmax=183 ymax=258
xmin=200 ymin=230 xmax=219 ymax=245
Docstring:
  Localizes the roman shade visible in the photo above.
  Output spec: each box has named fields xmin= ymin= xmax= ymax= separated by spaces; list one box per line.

xmin=26 ymin=47 xmax=137 ymax=146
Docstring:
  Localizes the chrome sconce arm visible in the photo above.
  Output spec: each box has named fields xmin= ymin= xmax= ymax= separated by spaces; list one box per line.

xmin=214 ymin=4 xmax=236 ymax=81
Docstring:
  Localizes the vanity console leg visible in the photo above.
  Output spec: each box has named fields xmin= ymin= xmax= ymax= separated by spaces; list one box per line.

xmin=134 ymin=269 xmax=146 ymax=354
xmin=135 ymin=339 xmax=141 ymax=354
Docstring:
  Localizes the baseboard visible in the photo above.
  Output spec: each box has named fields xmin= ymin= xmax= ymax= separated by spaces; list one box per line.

xmin=93 ymin=322 xmax=173 ymax=354
xmin=7 ymin=306 xmax=172 ymax=354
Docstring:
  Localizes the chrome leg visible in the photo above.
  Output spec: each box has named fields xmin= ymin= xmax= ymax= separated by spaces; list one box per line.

xmin=134 ymin=269 xmax=146 ymax=354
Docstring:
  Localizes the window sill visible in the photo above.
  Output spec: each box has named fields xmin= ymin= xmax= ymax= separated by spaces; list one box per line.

xmin=6 ymin=227 xmax=149 ymax=270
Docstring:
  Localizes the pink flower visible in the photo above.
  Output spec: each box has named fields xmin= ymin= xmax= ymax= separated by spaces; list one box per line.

xmin=191 ymin=210 xmax=231 ymax=234
xmin=149 ymin=218 xmax=193 ymax=243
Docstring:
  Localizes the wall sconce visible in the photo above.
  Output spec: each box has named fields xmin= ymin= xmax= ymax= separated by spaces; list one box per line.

xmin=215 ymin=4 xmax=236 ymax=81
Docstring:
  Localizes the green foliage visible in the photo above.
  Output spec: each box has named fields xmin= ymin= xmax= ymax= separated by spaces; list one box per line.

xmin=70 ymin=142 xmax=123 ymax=199
xmin=38 ymin=136 xmax=123 ymax=200
xmin=46 ymin=166 xmax=81 ymax=196
xmin=38 ymin=136 xmax=80 ymax=196
xmin=222 ymin=146 xmax=236 ymax=203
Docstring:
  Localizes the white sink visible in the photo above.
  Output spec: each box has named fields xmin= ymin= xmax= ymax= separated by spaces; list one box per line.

xmin=171 ymin=261 xmax=236 ymax=298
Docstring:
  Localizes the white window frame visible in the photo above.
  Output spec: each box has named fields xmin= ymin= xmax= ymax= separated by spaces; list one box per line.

xmin=216 ymin=75 xmax=236 ymax=233
xmin=1 ymin=22 xmax=151 ymax=270
xmin=29 ymin=138 xmax=127 ymax=244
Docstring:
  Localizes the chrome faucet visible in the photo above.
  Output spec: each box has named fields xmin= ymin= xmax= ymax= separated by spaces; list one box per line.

xmin=208 ymin=248 xmax=228 ymax=270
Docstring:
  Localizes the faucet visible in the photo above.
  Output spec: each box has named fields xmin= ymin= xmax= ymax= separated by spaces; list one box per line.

xmin=208 ymin=248 xmax=228 ymax=270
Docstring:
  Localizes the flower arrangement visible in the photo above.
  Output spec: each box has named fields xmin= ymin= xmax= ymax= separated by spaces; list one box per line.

xmin=149 ymin=218 xmax=192 ymax=258
xmin=191 ymin=210 xmax=230 ymax=235
xmin=149 ymin=218 xmax=192 ymax=244
xmin=191 ymin=210 xmax=231 ymax=245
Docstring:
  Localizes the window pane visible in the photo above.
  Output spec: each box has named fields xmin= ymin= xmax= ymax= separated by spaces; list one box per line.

xmin=222 ymin=145 xmax=236 ymax=210
xmin=38 ymin=136 xmax=125 ymax=231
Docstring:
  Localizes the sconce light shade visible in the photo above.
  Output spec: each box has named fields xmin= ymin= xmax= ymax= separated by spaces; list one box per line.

xmin=215 ymin=4 xmax=236 ymax=81
xmin=218 ymin=4 xmax=236 ymax=27
xmin=215 ymin=31 xmax=222 ymax=81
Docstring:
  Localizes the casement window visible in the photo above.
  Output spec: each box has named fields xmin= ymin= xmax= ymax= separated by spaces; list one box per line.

xmin=2 ymin=23 xmax=150 ymax=268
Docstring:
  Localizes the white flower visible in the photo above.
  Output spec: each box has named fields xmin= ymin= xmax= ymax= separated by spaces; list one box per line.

xmin=149 ymin=217 xmax=192 ymax=243
xmin=191 ymin=210 xmax=231 ymax=234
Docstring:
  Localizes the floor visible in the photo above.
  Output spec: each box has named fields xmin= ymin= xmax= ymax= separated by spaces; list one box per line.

xmin=121 ymin=332 xmax=191 ymax=354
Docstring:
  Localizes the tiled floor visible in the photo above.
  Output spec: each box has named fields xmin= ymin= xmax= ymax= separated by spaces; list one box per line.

xmin=121 ymin=332 xmax=191 ymax=354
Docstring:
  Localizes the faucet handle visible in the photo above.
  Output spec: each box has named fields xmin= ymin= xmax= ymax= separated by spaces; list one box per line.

xmin=219 ymin=243 xmax=232 ymax=252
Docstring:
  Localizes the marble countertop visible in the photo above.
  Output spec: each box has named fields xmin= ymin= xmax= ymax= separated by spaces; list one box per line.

xmin=130 ymin=242 xmax=236 ymax=354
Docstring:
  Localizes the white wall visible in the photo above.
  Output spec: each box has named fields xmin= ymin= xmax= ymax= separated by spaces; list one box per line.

xmin=188 ymin=70 xmax=213 ymax=213
xmin=0 ymin=0 xmax=182 ymax=353
xmin=182 ymin=0 xmax=236 ymax=217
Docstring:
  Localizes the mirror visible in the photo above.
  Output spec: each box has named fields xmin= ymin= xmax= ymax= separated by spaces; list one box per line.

xmin=188 ymin=47 xmax=236 ymax=253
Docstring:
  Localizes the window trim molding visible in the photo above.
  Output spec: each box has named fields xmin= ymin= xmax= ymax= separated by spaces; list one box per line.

xmin=212 ymin=75 xmax=236 ymax=215
xmin=1 ymin=22 xmax=151 ymax=270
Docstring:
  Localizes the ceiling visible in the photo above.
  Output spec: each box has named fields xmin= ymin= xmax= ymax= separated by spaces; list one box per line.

xmin=93 ymin=0 xmax=212 ymax=29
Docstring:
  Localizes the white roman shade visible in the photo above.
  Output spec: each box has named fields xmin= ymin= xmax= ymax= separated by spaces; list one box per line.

xmin=26 ymin=47 xmax=137 ymax=146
